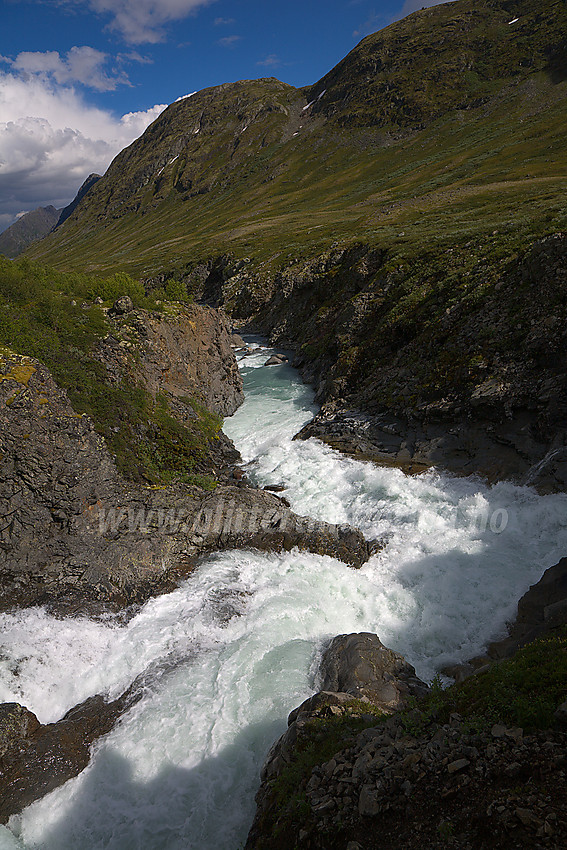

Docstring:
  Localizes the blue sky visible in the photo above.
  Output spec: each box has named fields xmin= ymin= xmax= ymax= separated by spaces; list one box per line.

xmin=0 ymin=0 xmax=450 ymax=230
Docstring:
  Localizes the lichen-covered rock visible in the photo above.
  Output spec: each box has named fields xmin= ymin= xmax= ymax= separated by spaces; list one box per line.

xmin=111 ymin=295 xmax=133 ymax=315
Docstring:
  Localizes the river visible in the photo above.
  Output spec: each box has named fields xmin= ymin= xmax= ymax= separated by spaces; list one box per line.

xmin=1 ymin=341 xmax=567 ymax=849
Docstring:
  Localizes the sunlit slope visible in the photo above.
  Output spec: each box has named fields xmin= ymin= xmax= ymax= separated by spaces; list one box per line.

xmin=27 ymin=0 xmax=567 ymax=276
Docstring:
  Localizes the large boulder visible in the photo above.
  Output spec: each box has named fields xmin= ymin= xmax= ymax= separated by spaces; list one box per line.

xmin=320 ymin=632 xmax=430 ymax=710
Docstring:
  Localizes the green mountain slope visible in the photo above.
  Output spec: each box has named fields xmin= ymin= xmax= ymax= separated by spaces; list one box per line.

xmin=27 ymin=0 xmax=567 ymax=278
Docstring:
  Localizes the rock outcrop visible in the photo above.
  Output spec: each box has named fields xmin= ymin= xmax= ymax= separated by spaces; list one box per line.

xmin=0 ymin=352 xmax=369 ymax=615
xmin=247 ymin=633 xmax=429 ymax=848
xmin=487 ymin=557 xmax=567 ymax=660
xmin=0 ymin=691 xmax=139 ymax=823
xmin=319 ymin=633 xmax=431 ymax=708
xmin=96 ymin=302 xmax=244 ymax=418
xmin=247 ymin=711 xmax=567 ymax=850
xmin=247 ymin=631 xmax=567 ymax=850
xmin=445 ymin=556 xmax=567 ymax=682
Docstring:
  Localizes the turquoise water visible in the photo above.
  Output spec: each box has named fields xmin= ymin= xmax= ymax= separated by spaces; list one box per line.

xmin=1 ymin=342 xmax=566 ymax=849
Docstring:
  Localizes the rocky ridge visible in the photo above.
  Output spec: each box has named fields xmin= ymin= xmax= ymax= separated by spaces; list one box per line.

xmin=0 ymin=206 xmax=61 ymax=259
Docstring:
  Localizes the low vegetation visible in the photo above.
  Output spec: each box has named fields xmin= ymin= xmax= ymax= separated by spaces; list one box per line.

xmin=264 ymin=628 xmax=567 ymax=841
xmin=0 ymin=255 xmax=219 ymax=486
xmin=24 ymin=0 xmax=567 ymax=284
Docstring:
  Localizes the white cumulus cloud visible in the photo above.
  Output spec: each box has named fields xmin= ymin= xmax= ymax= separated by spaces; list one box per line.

xmin=0 ymin=71 xmax=166 ymax=227
xmin=87 ymin=0 xmax=217 ymax=44
xmin=11 ymin=46 xmax=129 ymax=91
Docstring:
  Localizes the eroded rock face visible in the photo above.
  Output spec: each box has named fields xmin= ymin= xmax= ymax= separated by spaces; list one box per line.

xmin=0 ymin=354 xmax=369 ymax=615
xmin=94 ymin=302 xmax=244 ymax=417
xmin=488 ymin=557 xmax=567 ymax=660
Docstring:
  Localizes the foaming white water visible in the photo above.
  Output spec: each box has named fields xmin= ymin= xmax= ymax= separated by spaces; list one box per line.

xmin=3 ymin=340 xmax=567 ymax=849
xmin=224 ymin=344 xmax=567 ymax=668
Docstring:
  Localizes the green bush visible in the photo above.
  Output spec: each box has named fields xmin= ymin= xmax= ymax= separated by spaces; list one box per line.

xmin=86 ymin=271 xmax=146 ymax=304
xmin=165 ymin=279 xmax=189 ymax=301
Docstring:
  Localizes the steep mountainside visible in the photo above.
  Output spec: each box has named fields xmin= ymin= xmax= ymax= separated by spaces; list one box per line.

xmin=0 ymin=206 xmax=61 ymax=258
xmin=27 ymin=0 xmax=567 ymax=278
xmin=56 ymin=172 xmax=101 ymax=228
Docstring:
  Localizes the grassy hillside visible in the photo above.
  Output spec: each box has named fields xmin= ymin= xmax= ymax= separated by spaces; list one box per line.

xmin=26 ymin=0 xmax=567 ymax=280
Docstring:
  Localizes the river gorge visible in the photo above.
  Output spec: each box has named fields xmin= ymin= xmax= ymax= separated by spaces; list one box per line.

xmin=1 ymin=341 xmax=567 ymax=849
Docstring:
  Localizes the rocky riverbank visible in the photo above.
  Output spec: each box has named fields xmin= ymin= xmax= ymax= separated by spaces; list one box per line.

xmin=183 ymin=233 xmax=567 ymax=492
xmin=246 ymin=553 xmax=567 ymax=848
xmin=0 ymin=302 xmax=373 ymax=823
xmin=0 ymin=345 xmax=368 ymax=616
xmin=2 ymin=283 xmax=567 ymax=837
xmin=246 ymin=628 xmax=567 ymax=850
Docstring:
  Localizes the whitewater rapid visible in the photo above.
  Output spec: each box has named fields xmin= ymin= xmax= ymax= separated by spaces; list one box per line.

xmin=1 ymin=341 xmax=567 ymax=849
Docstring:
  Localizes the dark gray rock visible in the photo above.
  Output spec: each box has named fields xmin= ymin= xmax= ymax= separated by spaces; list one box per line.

xmin=0 ymin=691 xmax=138 ymax=823
xmin=247 ymin=634 xmax=429 ymax=848
xmin=264 ymin=354 xmax=288 ymax=366
xmin=294 ymin=405 xmax=567 ymax=490
xmin=488 ymin=557 xmax=567 ymax=660
xmin=320 ymin=633 xmax=430 ymax=710
xmin=554 ymin=700 xmax=567 ymax=725
xmin=112 ymin=295 xmax=134 ymax=314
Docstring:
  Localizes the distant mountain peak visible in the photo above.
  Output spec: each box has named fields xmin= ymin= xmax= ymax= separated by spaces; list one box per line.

xmin=0 ymin=206 xmax=62 ymax=258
